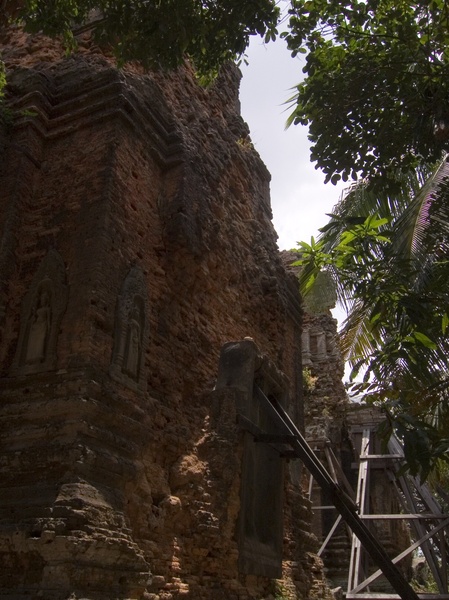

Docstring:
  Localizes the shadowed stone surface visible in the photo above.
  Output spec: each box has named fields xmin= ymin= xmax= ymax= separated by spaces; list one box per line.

xmin=0 ymin=27 xmax=333 ymax=600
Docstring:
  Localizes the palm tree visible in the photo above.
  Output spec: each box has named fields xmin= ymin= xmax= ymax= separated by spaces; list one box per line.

xmin=296 ymin=156 xmax=449 ymax=478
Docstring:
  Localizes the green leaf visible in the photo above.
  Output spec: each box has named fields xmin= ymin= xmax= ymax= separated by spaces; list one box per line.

xmin=442 ymin=313 xmax=449 ymax=335
xmin=285 ymin=0 xmax=449 ymax=187
xmin=413 ymin=332 xmax=437 ymax=350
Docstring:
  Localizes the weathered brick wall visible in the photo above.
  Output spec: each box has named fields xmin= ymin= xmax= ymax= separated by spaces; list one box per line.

xmin=0 ymin=28 xmax=330 ymax=600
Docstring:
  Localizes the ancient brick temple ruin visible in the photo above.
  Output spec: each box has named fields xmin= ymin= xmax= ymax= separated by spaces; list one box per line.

xmin=0 ymin=27 xmax=345 ymax=600
xmin=3 ymin=23 xmax=438 ymax=600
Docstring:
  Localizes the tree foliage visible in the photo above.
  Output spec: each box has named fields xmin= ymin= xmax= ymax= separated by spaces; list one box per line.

xmin=3 ymin=0 xmax=448 ymax=188
xmin=3 ymin=1 xmax=449 ymax=188
xmin=295 ymin=158 xmax=449 ymax=480
xmin=1 ymin=0 xmax=280 ymax=77
xmin=284 ymin=0 xmax=449 ymax=188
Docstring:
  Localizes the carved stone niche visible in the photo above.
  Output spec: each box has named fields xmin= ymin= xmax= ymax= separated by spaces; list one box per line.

xmin=110 ymin=266 xmax=148 ymax=392
xmin=215 ymin=340 xmax=289 ymax=579
xmin=12 ymin=249 xmax=68 ymax=375
xmin=310 ymin=328 xmax=327 ymax=362
xmin=301 ymin=327 xmax=312 ymax=366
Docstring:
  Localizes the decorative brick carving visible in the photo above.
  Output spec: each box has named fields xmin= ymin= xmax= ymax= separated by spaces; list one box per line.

xmin=110 ymin=266 xmax=148 ymax=391
xmin=302 ymin=327 xmax=312 ymax=366
xmin=310 ymin=328 xmax=327 ymax=361
xmin=11 ymin=249 xmax=68 ymax=375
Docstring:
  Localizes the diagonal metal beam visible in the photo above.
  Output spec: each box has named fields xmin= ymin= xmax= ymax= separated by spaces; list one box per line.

xmin=351 ymin=517 xmax=449 ymax=594
xmin=388 ymin=437 xmax=449 ymax=594
xmin=348 ymin=428 xmax=371 ymax=593
xmin=251 ymin=386 xmax=420 ymax=600
xmin=317 ymin=513 xmax=343 ymax=557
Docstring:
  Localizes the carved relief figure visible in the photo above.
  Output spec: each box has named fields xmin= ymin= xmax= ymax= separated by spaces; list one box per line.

xmin=12 ymin=250 xmax=68 ymax=375
xmin=110 ymin=267 xmax=148 ymax=391
xmin=24 ymin=285 xmax=52 ymax=364
xmin=123 ymin=300 xmax=144 ymax=380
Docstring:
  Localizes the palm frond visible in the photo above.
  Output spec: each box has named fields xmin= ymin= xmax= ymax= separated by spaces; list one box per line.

xmin=393 ymin=155 xmax=449 ymax=261
xmin=339 ymin=300 xmax=379 ymax=364
xmin=319 ymin=165 xmax=432 ymax=254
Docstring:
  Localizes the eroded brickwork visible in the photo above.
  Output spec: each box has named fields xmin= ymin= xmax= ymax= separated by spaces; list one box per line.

xmin=0 ymin=28 xmax=328 ymax=600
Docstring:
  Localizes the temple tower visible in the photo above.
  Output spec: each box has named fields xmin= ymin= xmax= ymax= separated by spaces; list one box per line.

xmin=0 ymin=28 xmax=330 ymax=600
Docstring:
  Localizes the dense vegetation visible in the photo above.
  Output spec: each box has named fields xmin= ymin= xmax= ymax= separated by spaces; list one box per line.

xmin=0 ymin=0 xmax=280 ymax=77
xmin=2 ymin=1 xmax=449 ymax=182
xmin=296 ymin=161 xmax=449 ymax=480
xmin=284 ymin=0 xmax=449 ymax=190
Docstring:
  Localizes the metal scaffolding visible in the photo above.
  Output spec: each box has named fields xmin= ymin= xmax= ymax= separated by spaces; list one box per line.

xmin=239 ymin=387 xmax=449 ymax=600
xmin=308 ymin=425 xmax=449 ymax=600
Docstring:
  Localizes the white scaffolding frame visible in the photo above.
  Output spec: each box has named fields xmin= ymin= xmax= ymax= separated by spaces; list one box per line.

xmin=308 ymin=425 xmax=449 ymax=600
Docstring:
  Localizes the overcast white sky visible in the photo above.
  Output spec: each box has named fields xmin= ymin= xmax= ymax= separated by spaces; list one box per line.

xmin=239 ymin=35 xmax=349 ymax=329
xmin=239 ymin=35 xmax=346 ymax=251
